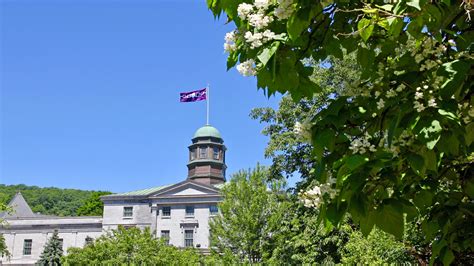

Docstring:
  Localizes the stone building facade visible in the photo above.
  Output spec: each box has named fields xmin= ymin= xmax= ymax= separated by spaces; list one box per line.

xmin=0 ymin=125 xmax=226 ymax=265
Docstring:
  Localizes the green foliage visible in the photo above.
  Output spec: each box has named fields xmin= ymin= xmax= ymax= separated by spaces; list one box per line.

xmin=62 ymin=227 xmax=201 ymax=265
xmin=0 ymin=184 xmax=110 ymax=217
xmin=209 ymin=165 xmax=289 ymax=263
xmin=75 ymin=192 xmax=111 ymax=216
xmin=208 ymin=0 xmax=474 ymax=264
xmin=341 ymin=227 xmax=413 ymax=264
xmin=38 ymin=230 xmax=63 ymax=266
xmin=0 ymin=234 xmax=10 ymax=259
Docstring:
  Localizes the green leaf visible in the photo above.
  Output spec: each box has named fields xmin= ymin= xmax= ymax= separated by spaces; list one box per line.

xmin=438 ymin=60 xmax=471 ymax=100
xmin=314 ymin=128 xmax=335 ymax=152
xmin=376 ymin=201 xmax=404 ymax=239
xmin=387 ymin=110 xmax=402 ymax=146
xmin=257 ymin=42 xmax=280 ymax=66
xmin=345 ymin=154 xmax=369 ymax=171
xmin=287 ymin=8 xmax=309 ymax=41
xmin=387 ymin=17 xmax=404 ymax=37
xmin=441 ymin=248 xmax=455 ymax=266
xmin=326 ymin=202 xmax=347 ymax=226
xmin=407 ymin=153 xmax=425 ymax=175
xmin=431 ymin=239 xmax=447 ymax=264
xmin=466 ymin=122 xmax=474 ymax=146
xmin=414 ymin=190 xmax=433 ymax=210
xmin=226 ymin=52 xmax=238 ymax=70
xmin=407 ymin=0 xmax=423 ymax=10
xmin=464 ymin=180 xmax=474 ymax=199
xmin=360 ymin=208 xmax=376 ymax=236
xmin=421 ymin=148 xmax=437 ymax=172
xmin=358 ymin=18 xmax=374 ymax=42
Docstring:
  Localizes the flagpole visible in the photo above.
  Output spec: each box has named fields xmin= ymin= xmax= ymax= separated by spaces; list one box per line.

xmin=206 ymin=83 xmax=210 ymax=125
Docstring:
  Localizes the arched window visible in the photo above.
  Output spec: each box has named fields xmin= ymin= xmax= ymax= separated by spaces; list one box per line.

xmin=213 ymin=147 xmax=219 ymax=159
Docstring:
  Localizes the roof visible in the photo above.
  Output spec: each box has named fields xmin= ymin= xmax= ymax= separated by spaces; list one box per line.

xmin=193 ymin=125 xmax=222 ymax=139
xmin=103 ymin=184 xmax=172 ymax=197
xmin=1 ymin=192 xmax=36 ymax=218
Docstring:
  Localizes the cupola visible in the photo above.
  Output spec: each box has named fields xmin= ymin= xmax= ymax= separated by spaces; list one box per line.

xmin=187 ymin=125 xmax=226 ymax=185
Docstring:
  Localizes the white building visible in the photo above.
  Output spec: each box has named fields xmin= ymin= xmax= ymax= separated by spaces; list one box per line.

xmin=1 ymin=125 xmax=226 ymax=265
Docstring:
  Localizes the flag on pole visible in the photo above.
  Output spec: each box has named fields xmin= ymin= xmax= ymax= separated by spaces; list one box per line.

xmin=180 ymin=88 xmax=207 ymax=102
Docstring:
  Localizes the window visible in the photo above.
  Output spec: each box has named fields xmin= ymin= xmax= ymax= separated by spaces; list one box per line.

xmin=185 ymin=206 xmax=194 ymax=217
xmin=23 ymin=239 xmax=32 ymax=255
xmin=162 ymin=206 xmax=171 ymax=217
xmin=199 ymin=147 xmax=207 ymax=159
xmin=190 ymin=149 xmax=196 ymax=160
xmin=123 ymin=207 xmax=133 ymax=218
xmin=209 ymin=205 xmax=218 ymax=215
xmin=213 ymin=147 xmax=219 ymax=159
xmin=161 ymin=230 xmax=170 ymax=245
xmin=184 ymin=230 xmax=194 ymax=247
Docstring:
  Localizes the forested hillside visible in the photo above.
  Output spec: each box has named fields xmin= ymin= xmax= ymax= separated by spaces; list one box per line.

xmin=0 ymin=184 xmax=111 ymax=216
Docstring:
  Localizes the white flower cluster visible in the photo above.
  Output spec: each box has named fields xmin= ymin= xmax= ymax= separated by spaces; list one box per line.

xmin=377 ymin=130 xmax=414 ymax=157
xmin=412 ymin=38 xmax=445 ymax=72
xmin=248 ymin=13 xmax=274 ymax=29
xmin=299 ymin=179 xmax=337 ymax=208
xmin=236 ymin=59 xmax=257 ymax=76
xmin=293 ymin=121 xmax=312 ymax=142
xmin=274 ymin=0 xmax=295 ymax=20
xmin=224 ymin=31 xmax=237 ymax=52
xmin=413 ymin=85 xmax=437 ymax=113
xmin=244 ymin=30 xmax=276 ymax=49
xmin=349 ymin=132 xmax=377 ymax=154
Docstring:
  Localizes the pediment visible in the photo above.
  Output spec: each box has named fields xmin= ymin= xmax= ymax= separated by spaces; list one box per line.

xmin=151 ymin=180 xmax=220 ymax=198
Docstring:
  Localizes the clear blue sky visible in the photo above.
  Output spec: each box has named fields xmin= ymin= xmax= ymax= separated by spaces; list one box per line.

xmin=0 ymin=0 xmax=284 ymax=193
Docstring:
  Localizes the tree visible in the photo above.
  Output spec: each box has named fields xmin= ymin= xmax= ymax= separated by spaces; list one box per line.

xmin=37 ymin=230 xmax=63 ymax=266
xmin=0 ymin=233 xmax=10 ymax=259
xmin=208 ymin=0 xmax=473 ymax=263
xmin=0 ymin=184 xmax=111 ymax=217
xmin=209 ymin=165 xmax=289 ymax=263
xmin=75 ymin=192 xmax=111 ymax=216
xmin=61 ymin=226 xmax=201 ymax=265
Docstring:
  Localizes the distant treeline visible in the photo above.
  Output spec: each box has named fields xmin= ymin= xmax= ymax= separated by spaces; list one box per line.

xmin=0 ymin=184 xmax=111 ymax=216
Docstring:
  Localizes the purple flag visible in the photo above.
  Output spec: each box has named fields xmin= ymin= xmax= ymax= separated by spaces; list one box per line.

xmin=180 ymin=88 xmax=207 ymax=102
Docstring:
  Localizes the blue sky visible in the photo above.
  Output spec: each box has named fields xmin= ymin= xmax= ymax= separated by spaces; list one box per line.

xmin=0 ymin=0 xmax=285 ymax=192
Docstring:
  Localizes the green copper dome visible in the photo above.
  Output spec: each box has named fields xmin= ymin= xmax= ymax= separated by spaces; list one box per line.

xmin=193 ymin=125 xmax=222 ymax=139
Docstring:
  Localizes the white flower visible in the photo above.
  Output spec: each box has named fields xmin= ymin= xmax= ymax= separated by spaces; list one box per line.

xmin=224 ymin=31 xmax=238 ymax=52
xmin=428 ymin=98 xmax=437 ymax=108
xmin=225 ymin=31 xmax=237 ymax=43
xmin=396 ymin=84 xmax=406 ymax=92
xmin=415 ymin=91 xmax=424 ymax=100
xmin=224 ymin=43 xmax=237 ymax=52
xmin=386 ymin=89 xmax=397 ymax=98
xmin=377 ymin=98 xmax=385 ymax=110
xmin=274 ymin=0 xmax=294 ymax=20
xmin=244 ymin=31 xmax=264 ymax=49
xmin=236 ymin=59 xmax=257 ymax=76
xmin=414 ymin=101 xmax=425 ymax=112
xmin=307 ymin=186 xmax=321 ymax=196
xmin=237 ymin=3 xmax=253 ymax=20
xmin=415 ymin=53 xmax=424 ymax=63
xmin=262 ymin=29 xmax=276 ymax=41
xmin=293 ymin=121 xmax=312 ymax=141
xmin=248 ymin=13 xmax=273 ymax=29
xmin=254 ymin=0 xmax=271 ymax=10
